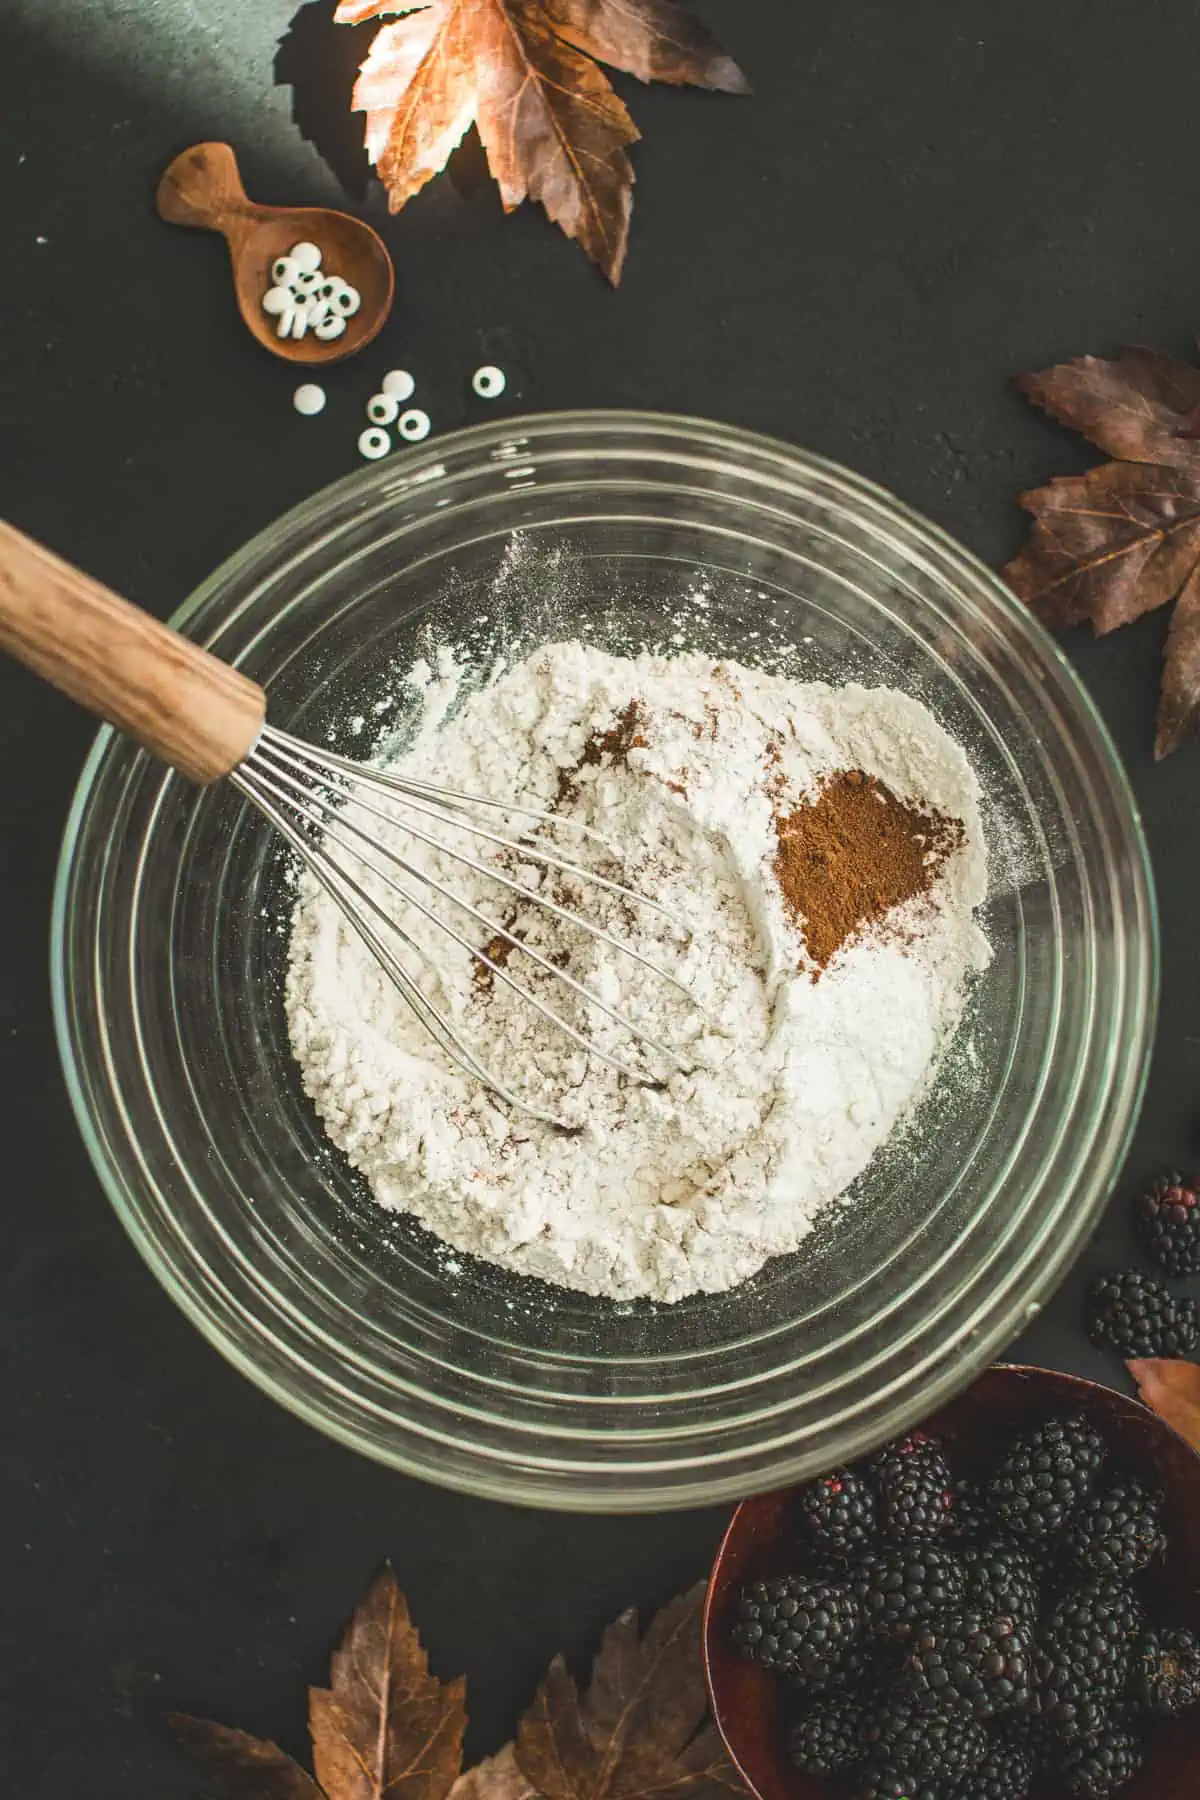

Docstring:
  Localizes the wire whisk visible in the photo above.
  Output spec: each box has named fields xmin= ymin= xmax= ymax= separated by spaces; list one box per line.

xmin=0 ymin=520 xmax=693 ymax=1128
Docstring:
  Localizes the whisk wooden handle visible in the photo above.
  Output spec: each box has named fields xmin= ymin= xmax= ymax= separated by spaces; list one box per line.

xmin=0 ymin=519 xmax=266 ymax=783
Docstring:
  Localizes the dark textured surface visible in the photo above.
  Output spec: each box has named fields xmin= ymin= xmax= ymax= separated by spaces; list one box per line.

xmin=1 ymin=2 xmax=1199 ymax=1794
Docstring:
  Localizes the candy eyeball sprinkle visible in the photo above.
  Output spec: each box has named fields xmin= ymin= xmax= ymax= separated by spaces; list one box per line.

xmin=315 ymin=313 xmax=347 ymax=342
xmin=262 ymin=286 xmax=293 ymax=316
xmin=289 ymin=241 xmax=323 ymax=274
xmin=291 ymin=270 xmax=321 ymax=298
xmin=367 ymin=393 xmax=399 ymax=426
xmin=317 ymin=279 xmax=341 ymax=302
xmin=381 ymin=370 xmax=415 ymax=402
xmin=272 ymin=255 xmax=299 ymax=287
xmin=332 ymin=285 xmax=361 ymax=317
xmin=276 ymin=308 xmax=297 ymax=339
xmin=293 ymin=384 xmax=326 ymax=417
xmin=472 ymin=364 xmax=506 ymax=400
xmin=305 ymin=295 xmax=332 ymax=326
xmin=398 ymin=408 xmax=432 ymax=443
xmin=359 ymin=427 xmax=391 ymax=461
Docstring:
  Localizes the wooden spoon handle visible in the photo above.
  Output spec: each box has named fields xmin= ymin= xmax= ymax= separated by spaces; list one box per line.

xmin=156 ymin=141 xmax=258 ymax=234
xmin=0 ymin=520 xmax=266 ymax=785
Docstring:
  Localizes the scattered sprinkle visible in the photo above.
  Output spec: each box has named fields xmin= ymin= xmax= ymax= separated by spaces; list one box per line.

xmin=293 ymin=384 xmax=327 ymax=417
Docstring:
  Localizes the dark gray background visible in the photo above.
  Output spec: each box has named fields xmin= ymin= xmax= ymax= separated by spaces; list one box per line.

xmin=2 ymin=2 xmax=1197 ymax=1794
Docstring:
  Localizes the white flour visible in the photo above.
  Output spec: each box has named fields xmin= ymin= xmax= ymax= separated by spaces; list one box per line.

xmin=285 ymin=643 xmax=990 ymax=1303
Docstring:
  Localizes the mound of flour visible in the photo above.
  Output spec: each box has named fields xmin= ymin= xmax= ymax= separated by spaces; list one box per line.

xmin=285 ymin=643 xmax=990 ymax=1303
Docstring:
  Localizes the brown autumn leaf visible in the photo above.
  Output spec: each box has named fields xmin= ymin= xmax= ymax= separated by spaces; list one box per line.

xmin=170 ymin=1716 xmax=326 ymax=1800
xmin=309 ymin=1565 xmax=467 ymax=1800
xmin=515 ymin=1582 xmax=743 ymax=1800
xmin=173 ymin=1566 xmax=467 ymax=1800
xmin=1016 ymin=347 xmax=1200 ymax=469
xmin=334 ymin=0 xmax=748 ymax=284
xmin=449 ymin=1745 xmax=536 ymax=1800
xmin=1006 ymin=344 xmax=1200 ymax=757
xmin=1127 ymin=1357 xmax=1200 ymax=1454
xmin=1158 ymin=564 xmax=1200 ymax=756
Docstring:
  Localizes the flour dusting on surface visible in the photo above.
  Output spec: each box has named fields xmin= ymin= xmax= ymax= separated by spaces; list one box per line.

xmin=285 ymin=641 xmax=991 ymax=1303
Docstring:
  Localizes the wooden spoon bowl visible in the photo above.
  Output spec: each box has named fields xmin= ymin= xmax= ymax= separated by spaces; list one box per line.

xmin=703 ymin=1365 xmax=1200 ymax=1800
xmin=156 ymin=142 xmax=394 ymax=366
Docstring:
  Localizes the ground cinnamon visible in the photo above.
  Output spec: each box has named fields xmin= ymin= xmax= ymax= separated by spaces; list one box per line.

xmin=774 ymin=770 xmax=963 ymax=972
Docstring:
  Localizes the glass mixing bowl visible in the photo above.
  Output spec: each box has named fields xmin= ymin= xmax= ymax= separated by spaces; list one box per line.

xmin=51 ymin=412 xmax=1157 ymax=1511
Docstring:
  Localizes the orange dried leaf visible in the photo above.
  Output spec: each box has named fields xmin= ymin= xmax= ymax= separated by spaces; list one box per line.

xmin=170 ymin=1716 xmax=326 ymax=1800
xmin=335 ymin=0 xmax=747 ymax=283
xmin=515 ymin=1582 xmax=745 ymax=1800
xmin=449 ymin=1745 xmax=535 ymax=1800
xmin=1128 ymin=1357 xmax=1200 ymax=1451
xmin=309 ymin=1565 xmax=467 ymax=1800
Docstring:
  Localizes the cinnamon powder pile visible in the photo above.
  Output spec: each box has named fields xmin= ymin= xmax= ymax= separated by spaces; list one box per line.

xmin=774 ymin=770 xmax=963 ymax=972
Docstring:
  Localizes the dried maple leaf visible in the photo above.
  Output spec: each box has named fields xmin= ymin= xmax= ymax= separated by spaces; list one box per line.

xmin=309 ymin=1565 xmax=468 ymax=1800
xmin=449 ymin=1745 xmax=535 ymax=1800
xmin=515 ymin=1582 xmax=744 ymax=1800
xmin=1128 ymin=1357 xmax=1200 ymax=1454
xmin=170 ymin=1717 xmax=326 ymax=1800
xmin=1005 ymin=344 xmax=1200 ymax=756
xmin=334 ymin=0 xmax=748 ymax=284
xmin=173 ymin=1566 xmax=466 ymax=1800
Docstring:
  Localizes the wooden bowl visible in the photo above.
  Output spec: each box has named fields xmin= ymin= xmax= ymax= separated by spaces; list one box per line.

xmin=703 ymin=1365 xmax=1200 ymax=1800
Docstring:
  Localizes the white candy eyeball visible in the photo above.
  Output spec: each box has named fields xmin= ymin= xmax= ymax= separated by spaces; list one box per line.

xmin=293 ymin=384 xmax=327 ymax=417
xmin=359 ymin=427 xmax=391 ymax=461
xmin=331 ymin=284 xmax=361 ymax=317
xmin=367 ymin=393 xmax=399 ymax=426
xmin=271 ymin=255 xmax=300 ymax=287
xmin=382 ymin=369 xmax=415 ymax=402
xmin=289 ymin=241 xmax=323 ymax=274
xmin=291 ymin=270 xmax=321 ymax=298
xmin=262 ymin=285 xmax=293 ymax=316
xmin=305 ymin=295 xmax=332 ymax=326
xmin=316 ymin=278 xmax=342 ymax=302
xmin=314 ymin=312 xmax=347 ymax=342
xmin=289 ymin=308 xmax=309 ymax=340
xmin=276 ymin=307 xmax=297 ymax=339
xmin=398 ymin=408 xmax=431 ymax=443
xmin=472 ymin=364 xmax=506 ymax=400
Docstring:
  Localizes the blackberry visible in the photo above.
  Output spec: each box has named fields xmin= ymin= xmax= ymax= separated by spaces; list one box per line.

xmin=789 ymin=1695 xmax=868 ymax=1776
xmin=988 ymin=1415 xmax=1106 ymax=1541
xmin=730 ymin=1575 xmax=861 ymax=1688
xmin=904 ymin=1612 xmax=1035 ymax=1717
xmin=946 ymin=1743 xmax=1035 ymax=1800
xmin=962 ymin=1541 xmax=1040 ymax=1624
xmin=997 ymin=1711 xmax=1055 ymax=1768
xmin=1059 ymin=1727 xmax=1144 ymax=1799
xmin=1134 ymin=1626 xmax=1200 ymax=1716
xmin=795 ymin=1467 xmax=877 ymax=1559
xmin=849 ymin=1543 xmax=967 ymax=1640
xmin=951 ymin=1475 xmax=986 ymax=1542
xmin=1088 ymin=1270 xmax=1199 ymax=1358
xmin=1059 ymin=1478 xmax=1166 ymax=1578
xmin=1136 ymin=1171 xmax=1200 ymax=1276
xmin=1034 ymin=1578 xmax=1145 ymax=1739
xmin=867 ymin=1698 xmax=990 ymax=1779
xmin=872 ymin=1434 xmax=956 ymax=1540
xmin=854 ymin=1773 xmax=941 ymax=1800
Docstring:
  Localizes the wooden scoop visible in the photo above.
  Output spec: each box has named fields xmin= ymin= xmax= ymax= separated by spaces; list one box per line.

xmin=156 ymin=142 xmax=394 ymax=366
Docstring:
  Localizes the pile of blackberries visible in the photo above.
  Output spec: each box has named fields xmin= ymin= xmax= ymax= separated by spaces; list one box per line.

xmin=1088 ymin=1174 xmax=1200 ymax=1359
xmin=730 ymin=1420 xmax=1198 ymax=1799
